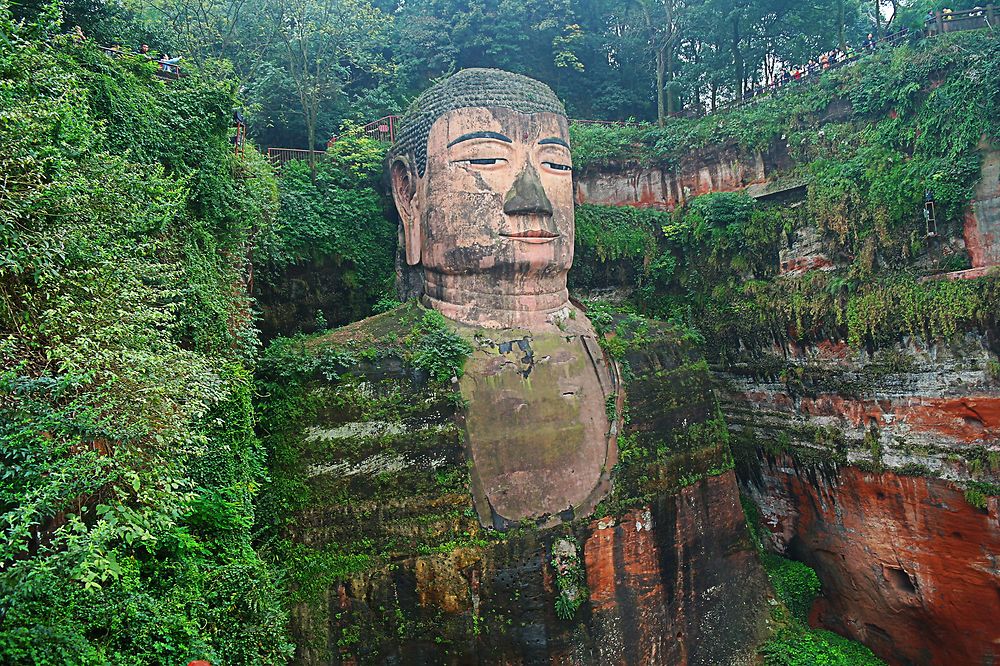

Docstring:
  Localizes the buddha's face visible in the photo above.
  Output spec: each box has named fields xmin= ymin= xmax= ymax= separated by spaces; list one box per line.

xmin=392 ymin=107 xmax=574 ymax=312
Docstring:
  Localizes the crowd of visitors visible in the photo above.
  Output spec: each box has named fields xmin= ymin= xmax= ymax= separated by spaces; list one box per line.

xmin=740 ymin=27 xmax=911 ymax=104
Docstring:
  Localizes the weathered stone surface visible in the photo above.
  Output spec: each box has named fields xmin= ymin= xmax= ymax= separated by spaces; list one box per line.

xmin=573 ymin=144 xmax=774 ymax=210
xmin=965 ymin=148 xmax=1000 ymax=268
xmin=722 ymin=335 xmax=1000 ymax=480
xmin=387 ymin=70 xmax=623 ymax=526
xmin=457 ymin=314 xmax=617 ymax=527
xmin=254 ymin=256 xmax=377 ymax=341
xmin=584 ymin=475 xmax=770 ymax=666
xmin=740 ymin=455 xmax=1000 ymax=666
xmin=310 ymin=473 xmax=768 ymax=666
xmin=779 ymin=224 xmax=835 ymax=276
xmin=389 ymin=72 xmax=578 ymax=330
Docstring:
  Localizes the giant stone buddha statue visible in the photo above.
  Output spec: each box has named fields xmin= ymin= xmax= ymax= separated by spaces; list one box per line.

xmin=389 ymin=69 xmax=618 ymax=529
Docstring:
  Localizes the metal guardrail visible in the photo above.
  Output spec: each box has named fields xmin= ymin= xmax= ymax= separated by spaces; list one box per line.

xmin=361 ymin=115 xmax=398 ymax=143
xmin=266 ymin=148 xmax=328 ymax=167
xmin=98 ymin=46 xmax=183 ymax=79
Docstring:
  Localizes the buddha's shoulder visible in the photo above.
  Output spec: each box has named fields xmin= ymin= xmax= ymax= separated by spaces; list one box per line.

xmin=266 ymin=301 xmax=470 ymax=384
xmin=307 ymin=301 xmax=428 ymax=350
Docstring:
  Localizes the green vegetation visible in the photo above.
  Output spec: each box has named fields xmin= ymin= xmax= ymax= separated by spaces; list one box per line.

xmin=964 ymin=481 xmax=1000 ymax=510
xmin=254 ymin=134 xmax=397 ymax=333
xmin=17 ymin=0 xmax=943 ymax=146
xmin=251 ymin=303 xmax=492 ymax=660
xmin=551 ymin=537 xmax=587 ymax=620
xmin=0 ymin=11 xmax=289 ymax=664
xmin=761 ymin=629 xmax=890 ymax=666
xmin=409 ymin=310 xmax=475 ymax=383
xmin=570 ymin=33 xmax=1000 ymax=358
xmin=258 ymin=136 xmax=395 ymax=301
xmin=742 ymin=499 xmax=886 ymax=666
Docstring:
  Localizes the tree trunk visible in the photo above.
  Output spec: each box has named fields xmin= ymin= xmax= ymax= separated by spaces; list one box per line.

xmin=307 ymin=122 xmax=317 ymax=170
xmin=666 ymin=46 xmax=677 ymax=116
xmin=656 ymin=46 xmax=666 ymax=127
xmin=731 ymin=16 xmax=743 ymax=99
xmin=838 ymin=0 xmax=846 ymax=49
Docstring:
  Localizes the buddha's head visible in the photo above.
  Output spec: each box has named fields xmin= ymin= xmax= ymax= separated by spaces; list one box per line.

xmin=389 ymin=69 xmax=574 ymax=328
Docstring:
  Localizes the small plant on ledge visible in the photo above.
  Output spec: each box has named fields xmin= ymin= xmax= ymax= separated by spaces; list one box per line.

xmin=552 ymin=537 xmax=588 ymax=620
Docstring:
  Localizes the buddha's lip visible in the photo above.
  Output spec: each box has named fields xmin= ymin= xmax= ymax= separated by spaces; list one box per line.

xmin=501 ymin=230 xmax=559 ymax=243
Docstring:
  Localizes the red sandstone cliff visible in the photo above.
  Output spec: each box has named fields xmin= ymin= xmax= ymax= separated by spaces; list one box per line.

xmin=742 ymin=455 xmax=1000 ymax=666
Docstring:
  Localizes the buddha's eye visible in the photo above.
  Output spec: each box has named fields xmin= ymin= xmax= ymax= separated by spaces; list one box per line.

xmin=543 ymin=161 xmax=572 ymax=172
xmin=460 ymin=158 xmax=506 ymax=167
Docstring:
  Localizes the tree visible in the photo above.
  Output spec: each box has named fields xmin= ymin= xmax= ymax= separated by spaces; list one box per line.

xmin=637 ymin=0 xmax=685 ymax=125
xmin=267 ymin=0 xmax=389 ymax=157
xmin=139 ymin=0 xmax=277 ymax=81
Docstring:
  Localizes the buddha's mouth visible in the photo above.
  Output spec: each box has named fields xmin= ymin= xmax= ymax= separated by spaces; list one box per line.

xmin=500 ymin=230 xmax=559 ymax=243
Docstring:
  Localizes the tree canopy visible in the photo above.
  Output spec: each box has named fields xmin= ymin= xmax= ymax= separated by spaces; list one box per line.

xmin=12 ymin=0 xmax=977 ymax=147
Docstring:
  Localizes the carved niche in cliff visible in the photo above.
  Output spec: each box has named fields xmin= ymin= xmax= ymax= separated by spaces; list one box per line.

xmin=388 ymin=69 xmax=617 ymax=528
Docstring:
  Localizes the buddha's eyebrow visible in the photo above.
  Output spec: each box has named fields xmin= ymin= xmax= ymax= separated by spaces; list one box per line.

xmin=447 ymin=131 xmax=512 ymax=148
xmin=538 ymin=137 xmax=569 ymax=148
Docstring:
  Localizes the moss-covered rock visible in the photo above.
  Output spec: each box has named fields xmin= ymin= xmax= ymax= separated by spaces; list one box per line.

xmin=256 ymin=303 xmax=774 ymax=664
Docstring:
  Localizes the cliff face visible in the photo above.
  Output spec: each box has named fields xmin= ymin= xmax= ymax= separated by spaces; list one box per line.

xmin=569 ymin=107 xmax=1000 ymax=665
xmin=575 ymin=142 xmax=1000 ymax=279
xmin=723 ymin=335 xmax=1000 ymax=477
xmin=742 ymin=456 xmax=1000 ymax=666
xmin=311 ymin=473 xmax=766 ymax=665
xmin=723 ymin=335 xmax=1000 ymax=665
xmin=583 ymin=474 xmax=768 ymax=666
xmin=966 ymin=148 xmax=1000 ymax=271
xmin=574 ymin=141 xmax=793 ymax=211
xmin=257 ymin=304 xmax=771 ymax=664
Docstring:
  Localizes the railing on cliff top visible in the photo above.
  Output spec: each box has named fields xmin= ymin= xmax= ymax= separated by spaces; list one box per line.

xmin=267 ymin=117 xmax=637 ymax=167
xmin=267 ymin=10 xmax=994 ymax=167
xmin=927 ymin=5 xmax=997 ymax=35
xmin=265 ymin=148 xmax=329 ymax=167
xmin=99 ymin=46 xmax=184 ymax=79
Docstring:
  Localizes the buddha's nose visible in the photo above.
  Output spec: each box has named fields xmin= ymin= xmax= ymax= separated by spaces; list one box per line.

xmin=503 ymin=163 xmax=553 ymax=216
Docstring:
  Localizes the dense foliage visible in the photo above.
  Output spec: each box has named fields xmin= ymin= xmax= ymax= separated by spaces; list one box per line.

xmin=14 ymin=0 xmax=981 ymax=146
xmin=254 ymin=136 xmax=397 ymax=333
xmin=0 ymin=10 xmax=290 ymax=663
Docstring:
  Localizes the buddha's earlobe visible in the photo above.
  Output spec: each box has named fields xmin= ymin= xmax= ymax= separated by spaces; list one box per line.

xmin=390 ymin=158 xmax=421 ymax=265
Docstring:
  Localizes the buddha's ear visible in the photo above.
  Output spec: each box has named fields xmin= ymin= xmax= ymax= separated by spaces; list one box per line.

xmin=390 ymin=156 xmax=420 ymax=266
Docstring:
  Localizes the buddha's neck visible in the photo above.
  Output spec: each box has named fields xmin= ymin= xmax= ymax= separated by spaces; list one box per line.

xmin=423 ymin=272 xmax=570 ymax=329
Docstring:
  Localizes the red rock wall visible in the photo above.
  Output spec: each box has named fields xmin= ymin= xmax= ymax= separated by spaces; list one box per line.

xmin=320 ymin=472 xmax=770 ymax=665
xmin=583 ymin=472 xmax=771 ymax=666
xmin=574 ymin=144 xmax=777 ymax=210
xmin=741 ymin=455 xmax=1000 ymax=666
xmin=964 ymin=149 xmax=1000 ymax=269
